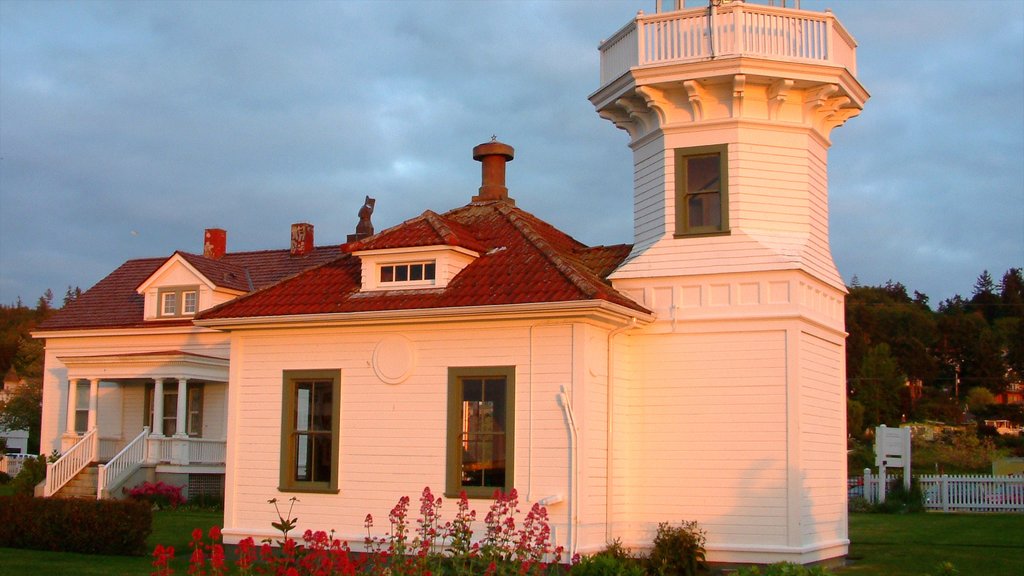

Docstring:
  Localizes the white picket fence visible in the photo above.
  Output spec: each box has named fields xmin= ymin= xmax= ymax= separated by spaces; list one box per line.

xmin=0 ymin=453 xmax=37 ymax=477
xmin=852 ymin=470 xmax=1024 ymax=512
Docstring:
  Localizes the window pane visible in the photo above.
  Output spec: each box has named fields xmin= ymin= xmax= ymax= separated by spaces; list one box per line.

xmin=292 ymin=381 xmax=333 ymax=484
xmin=688 ymin=192 xmax=721 ymax=229
xmin=183 ymin=291 xmax=197 ymax=314
xmin=687 ymin=154 xmax=720 ymax=193
xmin=395 ymin=265 xmax=409 ymax=282
xmin=380 ymin=266 xmax=394 ymax=283
xmin=460 ymin=376 xmax=506 ymax=488
xmin=410 ymin=263 xmax=423 ymax=281
xmin=162 ymin=292 xmax=177 ymax=315
xmin=425 ymin=263 xmax=436 ymax=280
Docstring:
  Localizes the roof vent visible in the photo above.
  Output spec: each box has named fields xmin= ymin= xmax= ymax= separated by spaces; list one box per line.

xmin=204 ymin=228 xmax=226 ymax=260
xmin=291 ymin=223 xmax=315 ymax=256
xmin=472 ymin=138 xmax=515 ymax=204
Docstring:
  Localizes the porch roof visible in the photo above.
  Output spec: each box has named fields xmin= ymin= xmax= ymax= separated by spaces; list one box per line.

xmin=58 ymin=350 xmax=229 ymax=382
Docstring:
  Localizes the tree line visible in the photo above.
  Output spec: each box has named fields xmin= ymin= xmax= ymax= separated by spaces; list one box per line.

xmin=846 ymin=268 xmax=1023 ymax=433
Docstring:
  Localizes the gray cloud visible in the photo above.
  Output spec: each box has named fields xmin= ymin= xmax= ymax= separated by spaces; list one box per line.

xmin=1 ymin=0 xmax=1021 ymax=306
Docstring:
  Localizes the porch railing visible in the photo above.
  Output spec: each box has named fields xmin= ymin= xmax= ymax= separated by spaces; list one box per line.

xmin=44 ymin=427 xmax=97 ymax=497
xmin=599 ymin=3 xmax=858 ymax=86
xmin=189 ymin=438 xmax=226 ymax=464
xmin=97 ymin=427 xmax=149 ymax=499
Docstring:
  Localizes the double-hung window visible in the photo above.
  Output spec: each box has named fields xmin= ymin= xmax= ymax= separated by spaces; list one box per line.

xmin=446 ymin=366 xmax=515 ymax=498
xmin=73 ymin=380 xmax=90 ymax=433
xmin=280 ymin=370 xmax=341 ymax=493
xmin=675 ymin=145 xmax=729 ymax=236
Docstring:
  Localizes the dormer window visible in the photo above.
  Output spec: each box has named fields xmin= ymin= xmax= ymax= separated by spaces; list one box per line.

xmin=158 ymin=286 xmax=199 ymax=317
xmin=380 ymin=261 xmax=436 ymax=285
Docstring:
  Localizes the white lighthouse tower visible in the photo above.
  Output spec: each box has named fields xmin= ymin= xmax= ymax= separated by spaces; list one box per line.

xmin=592 ymin=0 xmax=867 ymax=564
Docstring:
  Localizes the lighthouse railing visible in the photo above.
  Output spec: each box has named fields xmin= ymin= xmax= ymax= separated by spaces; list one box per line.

xmin=599 ymin=3 xmax=857 ymax=86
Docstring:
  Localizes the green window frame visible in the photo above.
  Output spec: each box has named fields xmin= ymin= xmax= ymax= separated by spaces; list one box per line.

xmin=446 ymin=366 xmax=515 ymax=499
xmin=675 ymin=144 xmax=729 ymax=236
xmin=280 ymin=370 xmax=341 ymax=493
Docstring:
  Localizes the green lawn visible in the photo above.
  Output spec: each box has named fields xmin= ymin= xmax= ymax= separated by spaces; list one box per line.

xmin=1 ymin=509 xmax=1022 ymax=575
xmin=839 ymin=513 xmax=1024 ymax=576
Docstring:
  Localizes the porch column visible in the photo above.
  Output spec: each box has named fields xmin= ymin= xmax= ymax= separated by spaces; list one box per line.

xmin=152 ymin=378 xmax=165 ymax=437
xmin=87 ymin=378 xmax=100 ymax=431
xmin=171 ymin=378 xmax=190 ymax=465
xmin=147 ymin=378 xmax=163 ymax=465
xmin=62 ymin=378 xmax=81 ymax=450
xmin=175 ymin=378 xmax=188 ymax=438
xmin=65 ymin=378 xmax=79 ymax=434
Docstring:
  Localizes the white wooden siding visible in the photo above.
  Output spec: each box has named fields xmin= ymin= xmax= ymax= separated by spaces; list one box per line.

xmin=617 ymin=329 xmax=789 ymax=548
xmin=798 ymin=330 xmax=846 ymax=545
xmin=223 ymin=322 xmax=585 ymax=547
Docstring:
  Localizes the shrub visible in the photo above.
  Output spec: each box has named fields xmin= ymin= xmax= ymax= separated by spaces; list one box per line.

xmin=0 ymin=471 xmax=11 ymax=485
xmin=872 ymin=477 xmax=924 ymax=514
xmin=573 ymin=553 xmax=645 ymax=576
xmin=734 ymin=562 xmax=834 ymax=575
xmin=126 ymin=480 xmax=185 ymax=509
xmin=647 ymin=520 xmax=706 ymax=576
xmin=9 ymin=454 xmax=45 ymax=495
xmin=0 ymin=494 xmax=152 ymax=555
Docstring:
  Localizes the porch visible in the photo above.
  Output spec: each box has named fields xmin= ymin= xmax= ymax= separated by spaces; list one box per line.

xmin=44 ymin=350 xmax=229 ymax=499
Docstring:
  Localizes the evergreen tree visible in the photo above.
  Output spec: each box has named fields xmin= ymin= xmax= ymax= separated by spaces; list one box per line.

xmin=852 ymin=343 xmax=906 ymax=427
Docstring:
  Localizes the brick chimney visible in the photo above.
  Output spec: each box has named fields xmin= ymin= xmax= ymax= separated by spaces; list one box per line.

xmin=204 ymin=228 xmax=226 ymax=260
xmin=472 ymin=139 xmax=515 ymax=204
xmin=291 ymin=222 xmax=315 ymax=256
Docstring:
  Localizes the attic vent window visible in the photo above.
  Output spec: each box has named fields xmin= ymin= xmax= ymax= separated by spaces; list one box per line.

xmin=380 ymin=262 xmax=436 ymax=285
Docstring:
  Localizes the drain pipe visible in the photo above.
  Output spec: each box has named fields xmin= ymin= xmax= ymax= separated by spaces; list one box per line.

xmin=557 ymin=386 xmax=579 ymax=557
xmin=606 ymin=317 xmax=638 ymax=545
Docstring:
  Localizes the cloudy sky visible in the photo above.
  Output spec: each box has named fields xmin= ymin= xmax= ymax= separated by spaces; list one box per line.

xmin=1 ymin=0 xmax=1021 ymax=308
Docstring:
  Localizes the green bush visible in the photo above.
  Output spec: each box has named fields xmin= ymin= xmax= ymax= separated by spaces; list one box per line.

xmin=734 ymin=561 xmax=834 ymax=575
xmin=647 ymin=520 xmax=706 ymax=576
xmin=572 ymin=539 xmax=644 ymax=576
xmin=9 ymin=454 xmax=45 ymax=495
xmin=572 ymin=553 xmax=645 ymax=576
xmin=0 ymin=471 xmax=11 ymax=485
xmin=872 ymin=477 xmax=924 ymax=514
xmin=0 ymin=495 xmax=152 ymax=555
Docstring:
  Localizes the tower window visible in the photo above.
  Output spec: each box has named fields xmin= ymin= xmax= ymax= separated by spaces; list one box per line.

xmin=675 ymin=145 xmax=729 ymax=236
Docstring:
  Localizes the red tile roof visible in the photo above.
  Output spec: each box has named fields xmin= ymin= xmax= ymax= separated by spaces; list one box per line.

xmin=39 ymin=198 xmax=646 ymax=332
xmin=38 ymin=246 xmax=344 ymax=331
xmin=198 ymin=201 xmax=647 ymax=320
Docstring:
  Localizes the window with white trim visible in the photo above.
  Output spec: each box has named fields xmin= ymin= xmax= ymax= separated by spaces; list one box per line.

xmin=379 ymin=261 xmax=436 ymax=286
xmin=157 ymin=286 xmax=200 ymax=317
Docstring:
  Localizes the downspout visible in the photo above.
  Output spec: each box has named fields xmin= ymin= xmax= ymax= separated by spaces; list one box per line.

xmin=557 ymin=386 xmax=579 ymax=557
xmin=606 ymin=317 xmax=637 ymax=545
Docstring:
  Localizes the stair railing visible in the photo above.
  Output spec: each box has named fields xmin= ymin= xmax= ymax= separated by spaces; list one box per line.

xmin=44 ymin=427 xmax=97 ymax=497
xmin=97 ymin=427 xmax=150 ymax=499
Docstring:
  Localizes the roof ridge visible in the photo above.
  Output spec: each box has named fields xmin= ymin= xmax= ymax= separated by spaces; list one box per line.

xmin=494 ymin=203 xmax=601 ymax=299
xmin=421 ymin=210 xmax=453 ymax=243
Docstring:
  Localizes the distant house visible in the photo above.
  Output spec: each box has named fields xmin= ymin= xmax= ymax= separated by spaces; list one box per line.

xmin=994 ymin=381 xmax=1024 ymax=406
xmin=0 ymin=368 xmax=31 ymax=455
xmin=34 ymin=1 xmax=867 ymax=565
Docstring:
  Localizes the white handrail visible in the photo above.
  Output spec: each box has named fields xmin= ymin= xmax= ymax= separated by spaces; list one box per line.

xmin=97 ymin=427 xmax=150 ymax=499
xmin=44 ymin=428 xmax=97 ymax=497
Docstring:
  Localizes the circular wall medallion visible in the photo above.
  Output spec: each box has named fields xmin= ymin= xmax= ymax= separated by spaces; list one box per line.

xmin=372 ymin=335 xmax=416 ymax=384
